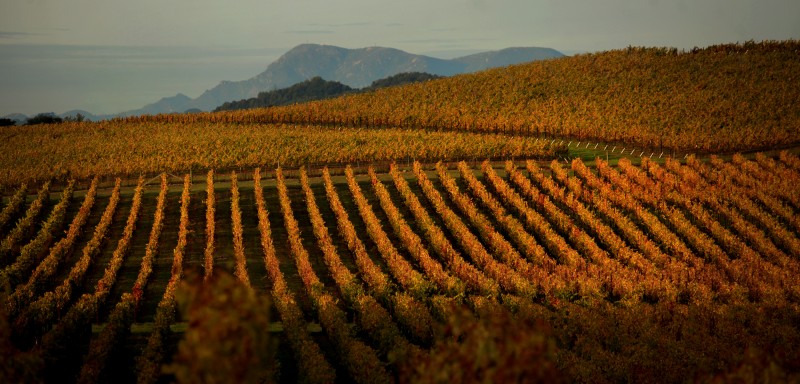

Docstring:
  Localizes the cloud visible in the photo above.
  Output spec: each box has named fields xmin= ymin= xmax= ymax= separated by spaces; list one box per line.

xmin=429 ymin=27 xmax=459 ymax=32
xmin=0 ymin=31 xmax=39 ymax=39
xmin=284 ymin=29 xmax=335 ymax=35
xmin=398 ymin=37 xmax=497 ymax=44
xmin=309 ymin=22 xmax=372 ymax=27
xmin=0 ymin=44 xmax=289 ymax=71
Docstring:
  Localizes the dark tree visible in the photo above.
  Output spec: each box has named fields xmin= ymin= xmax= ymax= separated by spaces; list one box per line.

xmin=26 ymin=113 xmax=62 ymax=125
xmin=215 ymin=77 xmax=354 ymax=111
xmin=365 ymin=72 xmax=442 ymax=90
xmin=63 ymin=113 xmax=85 ymax=122
xmin=214 ymin=72 xmax=445 ymax=112
xmin=0 ymin=118 xmax=15 ymax=127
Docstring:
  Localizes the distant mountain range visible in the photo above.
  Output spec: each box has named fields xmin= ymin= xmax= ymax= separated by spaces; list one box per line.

xmin=1 ymin=110 xmax=100 ymax=125
xmin=4 ymin=44 xmax=563 ymax=121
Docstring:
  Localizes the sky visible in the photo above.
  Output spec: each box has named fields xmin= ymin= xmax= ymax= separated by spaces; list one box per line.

xmin=1 ymin=0 xmax=798 ymax=116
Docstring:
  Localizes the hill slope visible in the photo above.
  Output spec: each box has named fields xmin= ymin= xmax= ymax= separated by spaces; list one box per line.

xmin=215 ymin=77 xmax=354 ymax=111
xmin=220 ymin=41 xmax=800 ymax=152
xmin=453 ymin=46 xmax=565 ymax=72
xmin=215 ymin=72 xmax=442 ymax=112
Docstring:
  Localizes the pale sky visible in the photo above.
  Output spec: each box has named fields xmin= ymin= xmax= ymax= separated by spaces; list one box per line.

xmin=1 ymin=0 xmax=798 ymax=116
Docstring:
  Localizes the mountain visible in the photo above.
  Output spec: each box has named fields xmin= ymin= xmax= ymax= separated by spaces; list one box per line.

xmin=116 ymin=93 xmax=192 ymax=118
xmin=2 ymin=113 xmax=28 ymax=125
xmin=60 ymin=109 xmax=98 ymax=121
xmin=187 ymin=44 xmax=462 ymax=111
xmin=453 ymin=47 xmax=565 ymax=72
xmin=122 ymin=44 xmax=563 ymax=115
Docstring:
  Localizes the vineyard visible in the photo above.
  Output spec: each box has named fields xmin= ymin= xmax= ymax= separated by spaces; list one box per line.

xmin=2 ymin=39 xmax=800 ymax=383
xmin=3 ymin=42 xmax=798 ymax=190
xmin=0 ymin=122 xmax=562 ymax=187
xmin=2 ymin=152 xmax=799 ymax=382
xmin=128 ymin=40 xmax=800 ymax=153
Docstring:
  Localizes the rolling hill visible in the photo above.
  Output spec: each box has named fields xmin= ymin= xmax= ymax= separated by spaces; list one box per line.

xmin=215 ymin=72 xmax=443 ymax=112
xmin=220 ymin=40 xmax=800 ymax=153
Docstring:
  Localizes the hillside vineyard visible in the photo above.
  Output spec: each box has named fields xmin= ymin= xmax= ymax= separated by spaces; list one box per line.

xmin=160 ymin=41 xmax=800 ymax=153
xmin=0 ymin=122 xmax=562 ymax=187
xmin=1 ymin=153 xmax=799 ymax=382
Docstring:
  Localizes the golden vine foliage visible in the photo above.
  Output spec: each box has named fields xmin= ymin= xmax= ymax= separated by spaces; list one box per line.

xmin=1 ymin=153 xmax=798 ymax=383
xmin=160 ymin=40 xmax=799 ymax=153
xmin=0 ymin=123 xmax=560 ymax=186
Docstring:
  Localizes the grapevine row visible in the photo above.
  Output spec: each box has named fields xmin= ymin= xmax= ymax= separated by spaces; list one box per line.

xmin=480 ymin=162 xmax=604 ymax=300
xmin=230 ymin=171 xmax=250 ymax=287
xmin=301 ymin=167 xmax=426 ymax=356
xmin=204 ymin=170 xmax=215 ymax=282
xmin=733 ymin=154 xmax=799 ymax=203
xmin=551 ymin=160 xmax=721 ymax=303
xmin=335 ymin=166 xmax=426 ymax=298
xmin=1 ymin=180 xmax=76 ymax=307
xmin=253 ymin=168 xmax=336 ymax=383
xmin=692 ymin=157 xmax=800 ymax=260
xmin=19 ymin=179 xmax=119 ymax=332
xmin=700 ymin=154 xmax=799 ymax=210
xmin=456 ymin=161 xmax=555 ymax=270
xmin=0 ymin=181 xmax=51 ymax=265
xmin=34 ymin=177 xmax=141 ymax=382
xmin=549 ymin=161 xmax=666 ymax=268
xmin=506 ymin=161 xmax=657 ymax=301
xmin=574 ymin=159 xmax=701 ymax=273
xmin=455 ymin=162 xmax=580 ymax=301
xmin=750 ymin=154 xmax=800 ymax=233
xmin=91 ymin=177 xmax=144 ymax=302
xmin=0 ymin=183 xmax=28 ymax=236
xmin=136 ymin=174 xmax=190 ymax=384
xmin=526 ymin=161 xmax=653 ymax=275
xmin=654 ymin=158 xmax=796 ymax=301
xmin=598 ymin=157 xmax=776 ymax=302
xmin=0 ymin=122 xmax=561 ymax=186
xmin=68 ymin=175 xmax=168 ymax=383
xmin=277 ymin=167 xmax=391 ymax=384
xmin=641 ymin=158 xmax=791 ymax=270
xmin=389 ymin=164 xmax=499 ymax=297
xmin=131 ymin=174 xmax=169 ymax=306
xmin=754 ymin=153 xmax=795 ymax=177
xmin=511 ymin=161 xmax=674 ymax=302
xmin=420 ymin=162 xmax=536 ymax=298
xmin=361 ymin=167 xmax=464 ymax=297
xmin=779 ymin=150 xmax=800 ymax=173
xmin=323 ymin=168 xmax=434 ymax=344
xmin=6 ymin=178 xmax=96 ymax=317
xmin=585 ymin=158 xmax=751 ymax=301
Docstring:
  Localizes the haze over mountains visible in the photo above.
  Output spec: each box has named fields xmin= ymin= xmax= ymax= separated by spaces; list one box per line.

xmin=4 ymin=44 xmax=563 ymax=121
